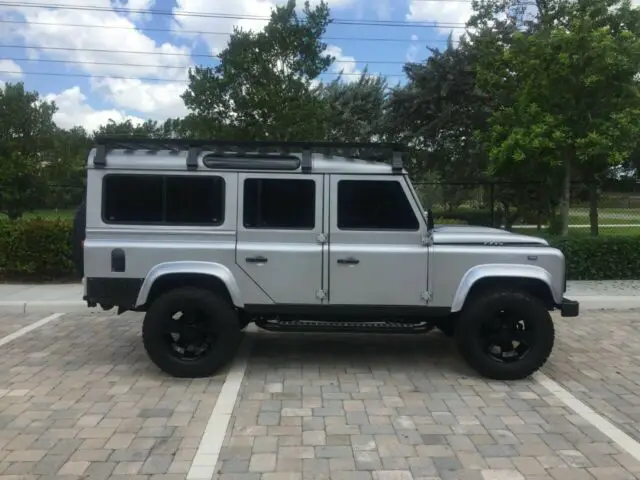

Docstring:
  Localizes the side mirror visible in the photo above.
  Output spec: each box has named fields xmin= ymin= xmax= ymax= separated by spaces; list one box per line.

xmin=426 ymin=208 xmax=435 ymax=231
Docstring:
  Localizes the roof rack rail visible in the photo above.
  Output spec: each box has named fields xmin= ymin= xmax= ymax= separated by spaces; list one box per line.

xmin=91 ymin=136 xmax=406 ymax=173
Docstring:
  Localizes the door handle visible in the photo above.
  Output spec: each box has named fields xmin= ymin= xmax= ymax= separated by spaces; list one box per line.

xmin=246 ymin=256 xmax=268 ymax=264
xmin=337 ymin=257 xmax=359 ymax=265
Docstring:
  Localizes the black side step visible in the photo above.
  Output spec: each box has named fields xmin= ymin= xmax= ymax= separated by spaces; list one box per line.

xmin=256 ymin=319 xmax=434 ymax=334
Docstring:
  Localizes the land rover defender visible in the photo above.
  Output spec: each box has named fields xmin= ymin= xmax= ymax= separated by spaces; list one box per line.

xmin=73 ymin=137 xmax=579 ymax=381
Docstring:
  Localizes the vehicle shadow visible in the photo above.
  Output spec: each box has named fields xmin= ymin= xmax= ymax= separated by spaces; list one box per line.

xmin=244 ymin=327 xmax=479 ymax=380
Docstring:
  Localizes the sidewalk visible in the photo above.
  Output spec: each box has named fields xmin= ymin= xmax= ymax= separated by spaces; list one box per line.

xmin=0 ymin=280 xmax=638 ymax=314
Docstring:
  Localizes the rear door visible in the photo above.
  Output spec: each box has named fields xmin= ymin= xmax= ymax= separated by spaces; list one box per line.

xmin=235 ymin=173 xmax=326 ymax=305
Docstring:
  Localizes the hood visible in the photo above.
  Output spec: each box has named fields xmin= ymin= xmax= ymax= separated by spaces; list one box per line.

xmin=432 ymin=224 xmax=549 ymax=246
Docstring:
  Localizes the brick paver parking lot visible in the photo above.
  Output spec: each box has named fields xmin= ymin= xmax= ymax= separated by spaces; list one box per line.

xmin=0 ymin=309 xmax=639 ymax=479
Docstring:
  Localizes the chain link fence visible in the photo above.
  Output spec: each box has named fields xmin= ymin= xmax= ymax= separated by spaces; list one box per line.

xmin=2 ymin=179 xmax=640 ymax=236
xmin=414 ymin=180 xmax=640 ymax=235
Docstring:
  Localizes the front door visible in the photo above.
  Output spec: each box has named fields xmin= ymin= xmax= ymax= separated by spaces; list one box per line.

xmin=235 ymin=173 xmax=325 ymax=305
xmin=327 ymin=175 xmax=429 ymax=306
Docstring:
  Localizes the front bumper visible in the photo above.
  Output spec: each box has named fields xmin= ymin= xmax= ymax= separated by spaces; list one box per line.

xmin=559 ymin=297 xmax=579 ymax=317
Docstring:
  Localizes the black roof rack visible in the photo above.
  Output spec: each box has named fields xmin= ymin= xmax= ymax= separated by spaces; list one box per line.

xmin=92 ymin=136 xmax=406 ymax=173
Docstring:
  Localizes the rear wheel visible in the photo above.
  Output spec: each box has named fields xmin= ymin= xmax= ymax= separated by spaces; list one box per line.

xmin=455 ymin=289 xmax=555 ymax=381
xmin=142 ymin=287 xmax=242 ymax=378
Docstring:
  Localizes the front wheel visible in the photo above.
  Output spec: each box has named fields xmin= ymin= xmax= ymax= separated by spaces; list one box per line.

xmin=455 ymin=290 xmax=555 ymax=381
xmin=142 ymin=287 xmax=242 ymax=378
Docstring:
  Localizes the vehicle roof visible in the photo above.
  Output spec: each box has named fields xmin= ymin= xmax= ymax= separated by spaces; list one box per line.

xmin=86 ymin=148 xmax=401 ymax=175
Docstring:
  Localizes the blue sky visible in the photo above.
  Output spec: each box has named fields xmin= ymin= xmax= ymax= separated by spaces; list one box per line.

xmin=0 ymin=0 xmax=471 ymax=131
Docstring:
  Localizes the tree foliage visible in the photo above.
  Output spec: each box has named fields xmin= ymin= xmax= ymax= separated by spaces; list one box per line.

xmin=473 ymin=0 xmax=640 ymax=234
xmin=182 ymin=0 xmax=333 ymax=141
xmin=0 ymin=83 xmax=57 ymax=219
xmin=2 ymin=0 xmax=640 ymax=235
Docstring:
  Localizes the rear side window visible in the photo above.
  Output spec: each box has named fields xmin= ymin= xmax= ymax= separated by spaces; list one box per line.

xmin=337 ymin=179 xmax=419 ymax=230
xmin=103 ymin=174 xmax=225 ymax=225
xmin=243 ymin=178 xmax=316 ymax=229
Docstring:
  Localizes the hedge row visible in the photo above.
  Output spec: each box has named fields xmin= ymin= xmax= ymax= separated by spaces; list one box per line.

xmin=0 ymin=218 xmax=639 ymax=281
xmin=0 ymin=218 xmax=77 ymax=281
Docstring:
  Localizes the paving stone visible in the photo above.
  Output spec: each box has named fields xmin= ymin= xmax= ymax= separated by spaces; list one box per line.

xmin=4 ymin=310 xmax=640 ymax=480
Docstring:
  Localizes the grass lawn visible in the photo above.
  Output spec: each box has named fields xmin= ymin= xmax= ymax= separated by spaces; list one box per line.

xmin=0 ymin=209 xmax=75 ymax=221
xmin=513 ymin=226 xmax=640 ymax=237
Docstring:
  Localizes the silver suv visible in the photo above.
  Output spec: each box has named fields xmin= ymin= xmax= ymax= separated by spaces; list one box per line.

xmin=73 ymin=138 xmax=579 ymax=381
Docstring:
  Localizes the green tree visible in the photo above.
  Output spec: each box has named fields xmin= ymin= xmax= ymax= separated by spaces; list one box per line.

xmin=318 ymin=70 xmax=390 ymax=143
xmin=0 ymin=82 xmax=58 ymax=219
xmin=95 ymin=118 xmax=161 ymax=138
xmin=387 ymin=37 xmax=496 ymax=213
xmin=41 ymin=126 xmax=92 ymax=211
xmin=182 ymin=0 xmax=334 ymax=141
xmin=473 ymin=0 xmax=640 ymax=235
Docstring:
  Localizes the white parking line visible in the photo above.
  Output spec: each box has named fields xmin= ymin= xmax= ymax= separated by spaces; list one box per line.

xmin=187 ymin=337 xmax=252 ymax=480
xmin=0 ymin=313 xmax=65 ymax=347
xmin=534 ymin=371 xmax=640 ymax=462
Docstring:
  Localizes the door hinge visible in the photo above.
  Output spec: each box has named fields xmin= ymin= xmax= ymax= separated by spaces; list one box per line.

xmin=421 ymin=232 xmax=433 ymax=246
xmin=421 ymin=290 xmax=432 ymax=303
xmin=316 ymin=233 xmax=328 ymax=244
xmin=316 ymin=289 xmax=327 ymax=300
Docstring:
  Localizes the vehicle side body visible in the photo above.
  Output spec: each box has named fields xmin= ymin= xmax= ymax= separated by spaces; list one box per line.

xmin=78 ymin=138 xmax=578 ymax=380
xmin=83 ymin=146 xmax=574 ymax=320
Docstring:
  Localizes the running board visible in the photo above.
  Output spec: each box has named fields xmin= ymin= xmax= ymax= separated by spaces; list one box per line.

xmin=256 ymin=319 xmax=434 ymax=334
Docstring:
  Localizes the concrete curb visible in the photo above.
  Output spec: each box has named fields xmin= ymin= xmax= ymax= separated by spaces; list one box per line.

xmin=0 ymin=301 xmax=102 ymax=315
xmin=570 ymin=296 xmax=640 ymax=312
xmin=1 ymin=296 xmax=639 ymax=315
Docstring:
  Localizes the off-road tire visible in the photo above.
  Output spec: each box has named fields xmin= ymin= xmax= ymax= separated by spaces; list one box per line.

xmin=142 ymin=287 xmax=242 ymax=378
xmin=455 ymin=289 xmax=555 ymax=381
xmin=72 ymin=200 xmax=86 ymax=277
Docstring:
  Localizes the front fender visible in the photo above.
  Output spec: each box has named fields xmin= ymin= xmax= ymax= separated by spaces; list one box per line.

xmin=135 ymin=261 xmax=244 ymax=308
xmin=450 ymin=264 xmax=558 ymax=312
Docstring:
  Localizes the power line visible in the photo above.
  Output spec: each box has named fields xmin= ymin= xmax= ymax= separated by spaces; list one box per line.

xmin=0 ymin=69 xmax=407 ymax=82
xmin=4 ymin=57 xmax=193 ymax=70
xmin=0 ymin=45 xmax=418 ymax=65
xmin=3 ymin=56 xmax=411 ymax=69
xmin=3 ymin=1 xmax=469 ymax=28
xmin=0 ymin=19 xmax=459 ymax=44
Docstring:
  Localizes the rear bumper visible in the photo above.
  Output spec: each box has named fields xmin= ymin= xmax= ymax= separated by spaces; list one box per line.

xmin=559 ymin=297 xmax=579 ymax=317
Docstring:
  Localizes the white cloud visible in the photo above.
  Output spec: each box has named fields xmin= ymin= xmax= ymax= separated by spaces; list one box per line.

xmin=90 ymin=78 xmax=188 ymax=120
xmin=45 ymin=86 xmax=144 ymax=132
xmin=325 ymin=44 xmax=360 ymax=82
xmin=0 ymin=59 xmax=23 ymax=79
xmin=1 ymin=1 xmax=190 ymax=121
xmin=406 ymin=0 xmax=472 ymax=40
xmin=406 ymin=34 xmax=420 ymax=62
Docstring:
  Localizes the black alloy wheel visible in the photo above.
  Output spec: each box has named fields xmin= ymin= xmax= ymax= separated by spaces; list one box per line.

xmin=455 ymin=289 xmax=555 ymax=381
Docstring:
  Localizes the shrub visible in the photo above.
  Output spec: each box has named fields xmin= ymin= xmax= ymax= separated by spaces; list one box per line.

xmin=434 ymin=217 xmax=468 ymax=225
xmin=433 ymin=209 xmax=494 ymax=227
xmin=548 ymin=235 xmax=640 ymax=281
xmin=0 ymin=218 xmax=639 ymax=282
xmin=0 ymin=218 xmax=77 ymax=281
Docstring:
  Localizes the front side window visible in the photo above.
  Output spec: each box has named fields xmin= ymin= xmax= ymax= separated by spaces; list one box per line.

xmin=337 ymin=179 xmax=419 ymax=230
xmin=243 ymin=178 xmax=316 ymax=229
xmin=103 ymin=174 xmax=225 ymax=225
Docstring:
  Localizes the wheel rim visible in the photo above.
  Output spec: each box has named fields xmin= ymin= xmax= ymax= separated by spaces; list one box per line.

xmin=479 ymin=308 xmax=534 ymax=363
xmin=162 ymin=306 xmax=217 ymax=361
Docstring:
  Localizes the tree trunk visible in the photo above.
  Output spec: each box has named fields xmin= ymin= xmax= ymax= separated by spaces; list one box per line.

xmin=559 ymin=159 xmax=571 ymax=236
xmin=588 ymin=181 xmax=599 ymax=237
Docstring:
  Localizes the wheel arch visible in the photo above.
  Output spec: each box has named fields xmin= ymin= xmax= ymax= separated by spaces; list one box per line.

xmin=136 ymin=261 xmax=244 ymax=309
xmin=451 ymin=264 xmax=558 ymax=313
